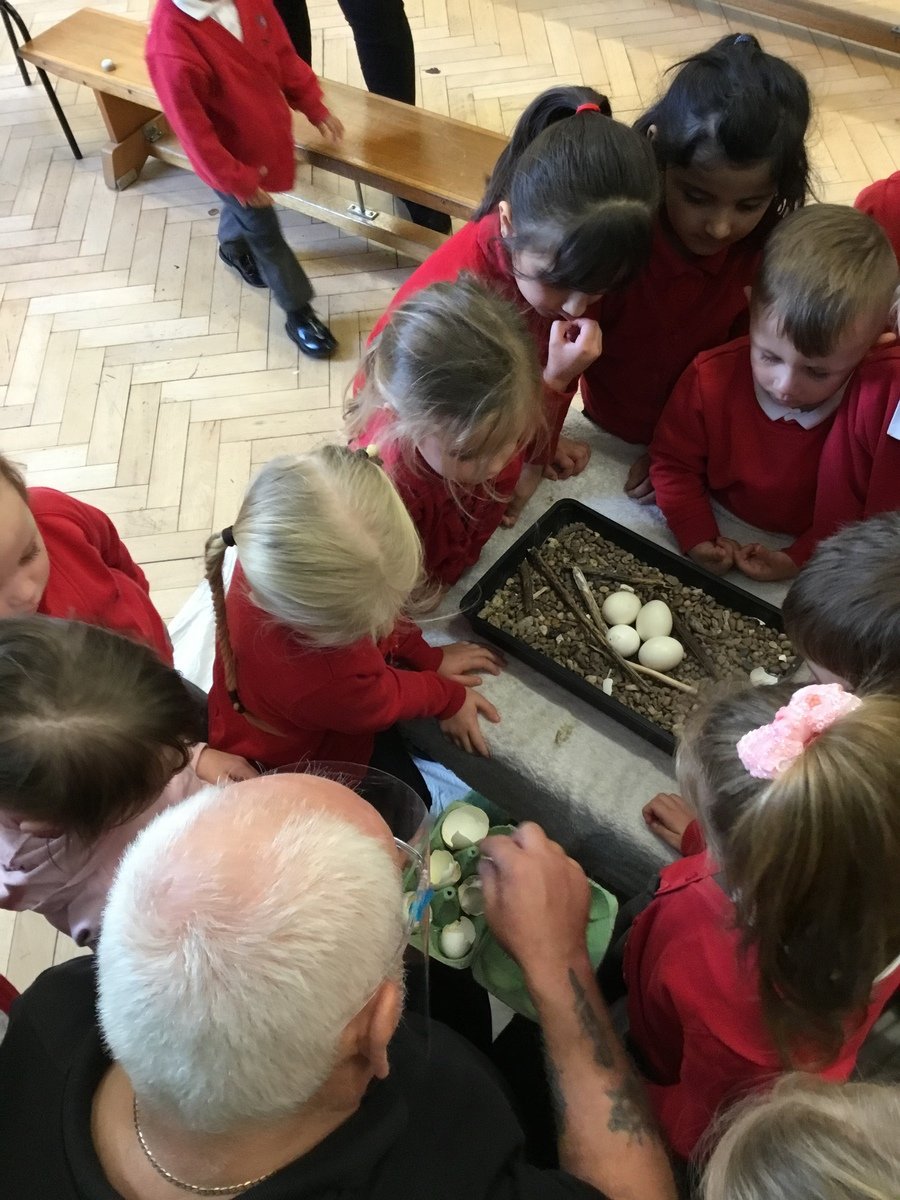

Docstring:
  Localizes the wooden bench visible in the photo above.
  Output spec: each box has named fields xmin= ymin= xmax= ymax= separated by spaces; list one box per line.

xmin=20 ymin=8 xmax=507 ymax=260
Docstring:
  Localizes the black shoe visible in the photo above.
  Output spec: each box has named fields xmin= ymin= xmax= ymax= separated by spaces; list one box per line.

xmin=218 ymin=245 xmax=266 ymax=288
xmin=402 ymin=199 xmax=453 ymax=235
xmin=285 ymin=306 xmax=337 ymax=358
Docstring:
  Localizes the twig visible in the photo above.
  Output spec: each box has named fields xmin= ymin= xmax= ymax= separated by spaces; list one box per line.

xmin=669 ymin=606 xmax=718 ymax=678
xmin=571 ymin=567 xmax=610 ymax=635
xmin=518 ymin=560 xmax=535 ymax=615
xmin=629 ymin=661 xmax=698 ymax=694
xmin=584 ymin=570 xmax=656 ymax=588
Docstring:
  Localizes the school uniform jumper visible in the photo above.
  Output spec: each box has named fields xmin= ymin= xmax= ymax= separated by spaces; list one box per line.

xmin=367 ymin=212 xmax=590 ymax=464
xmin=30 ymin=488 xmax=172 ymax=663
xmin=579 ymin=218 xmax=764 ymax=446
xmin=0 ymin=747 xmax=206 ymax=948
xmin=813 ymin=344 xmax=900 ymax=542
xmin=624 ymin=852 xmax=900 ymax=1160
xmin=649 ymin=337 xmax=836 ymax=566
xmin=355 ymin=410 xmax=523 ymax=586
xmin=855 ymin=171 xmax=900 ymax=263
xmin=146 ymin=0 xmax=330 ymax=313
xmin=207 ymin=564 xmax=466 ymax=769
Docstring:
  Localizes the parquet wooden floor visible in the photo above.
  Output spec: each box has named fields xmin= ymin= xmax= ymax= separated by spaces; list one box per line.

xmin=1 ymin=0 xmax=899 ymax=986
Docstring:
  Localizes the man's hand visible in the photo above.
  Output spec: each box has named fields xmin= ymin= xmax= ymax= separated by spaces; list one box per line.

xmin=688 ymin=536 xmax=740 ymax=576
xmin=480 ymin=823 xmax=591 ymax=983
xmin=642 ymin=792 xmax=697 ymax=853
xmin=243 ymin=187 xmax=274 ymax=208
xmin=733 ymin=542 xmax=799 ymax=582
xmin=438 ymin=641 xmax=505 ymax=687
xmin=439 ymin=690 xmax=500 ymax=757
xmin=624 ymin=452 xmax=654 ymax=503
xmin=196 ymin=747 xmax=259 ymax=784
xmin=316 ymin=113 xmax=344 ymax=143
xmin=501 ymin=462 xmax=542 ymax=526
xmin=545 ymin=318 xmax=602 ymax=393
xmin=545 ymin=435 xmax=591 ymax=481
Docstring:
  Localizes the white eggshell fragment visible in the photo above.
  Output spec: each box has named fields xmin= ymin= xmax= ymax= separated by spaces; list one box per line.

xmin=638 ymin=636 xmax=684 ymax=673
xmin=635 ymin=600 xmax=673 ymax=642
xmin=749 ymin=667 xmax=779 ymax=686
xmin=607 ymin=624 xmax=641 ymax=658
xmin=441 ymin=803 xmax=490 ymax=850
xmin=601 ymin=590 xmax=642 ymax=626
xmin=440 ymin=916 xmax=476 ymax=959
xmin=430 ymin=848 xmax=462 ymax=888
xmin=100 ymin=58 xmax=116 ymax=71
xmin=458 ymin=876 xmax=485 ymax=916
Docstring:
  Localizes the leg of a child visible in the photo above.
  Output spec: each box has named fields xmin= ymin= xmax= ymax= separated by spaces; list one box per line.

xmin=216 ymin=193 xmax=312 ymax=314
xmin=271 ymin=0 xmax=312 ymax=63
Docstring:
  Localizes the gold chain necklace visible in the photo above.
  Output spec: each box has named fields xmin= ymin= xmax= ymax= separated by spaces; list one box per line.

xmin=132 ymin=1096 xmax=279 ymax=1195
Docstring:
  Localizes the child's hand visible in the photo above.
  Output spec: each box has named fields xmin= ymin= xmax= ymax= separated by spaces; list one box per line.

xmin=440 ymin=691 xmax=501 ymax=757
xmin=196 ymin=747 xmax=259 ymax=784
xmin=316 ymin=113 xmax=344 ymax=143
xmin=545 ymin=318 xmax=602 ymax=392
xmin=545 ymin=435 xmax=591 ymax=481
xmin=243 ymin=187 xmax=273 ymax=208
xmin=642 ymin=792 xmax=697 ymax=853
xmin=624 ymin=452 xmax=655 ymax=503
xmin=733 ymin=543 xmax=799 ymax=582
xmin=688 ymin=537 xmax=739 ymax=576
xmin=438 ymin=641 xmax=504 ymax=687
xmin=502 ymin=462 xmax=542 ymax=527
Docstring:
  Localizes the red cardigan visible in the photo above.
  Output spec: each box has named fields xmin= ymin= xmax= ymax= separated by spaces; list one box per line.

xmin=855 ymin=172 xmax=900 ymax=263
xmin=31 ymin=488 xmax=172 ymax=663
xmin=625 ymin=852 xmax=900 ymax=1160
xmin=812 ymin=344 xmax=900 ymax=542
xmin=354 ymin=410 xmax=522 ymax=586
xmin=207 ymin=564 xmax=466 ymax=769
xmin=368 ymin=213 xmax=589 ymax=463
xmin=579 ymin=217 xmax=764 ymax=446
xmin=649 ymin=338 xmax=836 ymax=566
xmin=146 ymin=0 xmax=329 ymax=202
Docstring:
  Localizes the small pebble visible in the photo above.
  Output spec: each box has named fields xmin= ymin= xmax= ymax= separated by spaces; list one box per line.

xmin=100 ymin=58 xmax=116 ymax=71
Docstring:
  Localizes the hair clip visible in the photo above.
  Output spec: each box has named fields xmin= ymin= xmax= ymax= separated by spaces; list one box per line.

xmin=575 ymin=102 xmax=602 ymax=115
xmin=221 ymin=526 xmax=236 ymax=548
xmin=354 ymin=444 xmax=383 ymax=466
xmin=736 ymin=684 xmax=862 ymax=780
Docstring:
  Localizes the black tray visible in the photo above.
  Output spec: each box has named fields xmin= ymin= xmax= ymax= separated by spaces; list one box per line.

xmin=460 ymin=499 xmax=784 ymax=755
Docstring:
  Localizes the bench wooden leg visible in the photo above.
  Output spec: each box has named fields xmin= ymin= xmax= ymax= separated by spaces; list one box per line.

xmin=93 ymin=90 xmax=163 ymax=189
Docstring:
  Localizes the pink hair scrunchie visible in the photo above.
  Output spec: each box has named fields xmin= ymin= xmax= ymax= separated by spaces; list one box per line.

xmin=736 ymin=684 xmax=862 ymax=780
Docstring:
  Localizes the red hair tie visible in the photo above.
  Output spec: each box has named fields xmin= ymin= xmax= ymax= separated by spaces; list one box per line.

xmin=575 ymin=103 xmax=601 ymax=114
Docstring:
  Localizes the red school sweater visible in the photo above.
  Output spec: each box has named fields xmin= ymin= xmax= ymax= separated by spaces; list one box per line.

xmin=368 ymin=213 xmax=592 ymax=464
xmin=31 ymin=489 xmax=172 ymax=663
xmin=579 ymin=217 xmax=764 ymax=446
xmin=855 ymin=171 xmax=900 ymax=263
xmin=813 ymin=344 xmax=900 ymax=542
xmin=624 ymin=853 xmax=900 ymax=1160
xmin=649 ymin=338 xmax=835 ymax=566
xmin=146 ymin=0 xmax=329 ymax=203
xmin=355 ymin=410 xmax=523 ymax=587
xmin=207 ymin=564 xmax=466 ymax=769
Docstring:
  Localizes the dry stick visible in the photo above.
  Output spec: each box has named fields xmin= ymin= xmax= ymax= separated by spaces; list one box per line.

xmin=668 ymin=605 xmax=719 ymax=678
xmin=527 ymin=551 xmax=620 ymax=679
xmin=584 ymin=570 xmax=657 ymax=588
xmin=629 ymin=661 xmax=698 ymax=695
xmin=519 ymin=560 xmax=535 ymax=615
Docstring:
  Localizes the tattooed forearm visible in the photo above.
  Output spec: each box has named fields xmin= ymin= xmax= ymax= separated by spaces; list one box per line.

xmin=544 ymin=1050 xmax=567 ymax=1132
xmin=569 ymin=968 xmax=615 ymax=1068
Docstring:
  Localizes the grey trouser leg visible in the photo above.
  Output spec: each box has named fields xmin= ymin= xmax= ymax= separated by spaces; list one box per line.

xmin=215 ymin=190 xmax=313 ymax=313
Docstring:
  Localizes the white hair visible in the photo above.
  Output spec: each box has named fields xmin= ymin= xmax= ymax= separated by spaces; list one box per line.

xmin=97 ymin=783 xmax=405 ymax=1133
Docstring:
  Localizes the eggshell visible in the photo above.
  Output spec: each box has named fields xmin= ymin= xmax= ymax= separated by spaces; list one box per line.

xmin=601 ymin=590 xmax=642 ymax=626
xmin=430 ymin=848 xmax=461 ymax=888
xmin=440 ymin=916 xmax=476 ymax=959
xmin=635 ymin=600 xmax=673 ymax=641
xmin=100 ymin=58 xmax=116 ymax=71
xmin=749 ymin=667 xmax=779 ymax=686
xmin=458 ymin=876 xmax=485 ymax=916
xmin=607 ymin=624 xmax=641 ymax=658
xmin=441 ymin=803 xmax=490 ymax=850
xmin=638 ymin=636 xmax=684 ymax=672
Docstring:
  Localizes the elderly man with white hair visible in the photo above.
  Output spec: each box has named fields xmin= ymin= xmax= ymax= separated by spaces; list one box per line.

xmin=0 ymin=773 xmax=676 ymax=1200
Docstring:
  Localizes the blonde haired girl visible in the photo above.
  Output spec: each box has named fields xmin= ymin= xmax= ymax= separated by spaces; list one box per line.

xmin=623 ymin=683 xmax=900 ymax=1160
xmin=205 ymin=446 xmax=502 ymax=771
xmin=348 ymin=276 xmax=545 ymax=587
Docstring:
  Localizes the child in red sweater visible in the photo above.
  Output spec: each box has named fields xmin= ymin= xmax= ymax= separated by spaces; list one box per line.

xmin=855 ymin=170 xmax=900 ymax=262
xmin=348 ymin=278 xmax=544 ymax=588
xmin=146 ymin=0 xmax=343 ymax=358
xmin=367 ymin=85 xmax=659 ymax=521
xmin=581 ymin=33 xmax=812 ymax=497
xmin=206 ymin=445 xmax=503 ymax=773
xmin=625 ymin=682 xmax=900 ymax=1161
xmin=650 ymin=205 xmax=898 ymax=581
xmin=0 ymin=454 xmax=171 ymax=662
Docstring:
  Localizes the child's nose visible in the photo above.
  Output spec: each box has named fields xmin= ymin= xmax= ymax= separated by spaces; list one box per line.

xmin=561 ymin=294 xmax=588 ymax=318
xmin=705 ymin=212 xmax=732 ymax=241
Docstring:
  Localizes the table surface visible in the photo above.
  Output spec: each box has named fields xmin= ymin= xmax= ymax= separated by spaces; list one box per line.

xmin=404 ymin=412 xmax=792 ymax=896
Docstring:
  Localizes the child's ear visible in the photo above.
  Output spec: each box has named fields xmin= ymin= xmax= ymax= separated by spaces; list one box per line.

xmin=498 ymin=201 xmax=513 ymax=239
xmin=874 ymin=330 xmax=898 ymax=346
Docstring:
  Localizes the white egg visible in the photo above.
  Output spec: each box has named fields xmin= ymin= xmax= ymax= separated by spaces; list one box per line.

xmin=635 ymin=600 xmax=673 ymax=642
xmin=440 ymin=916 xmax=476 ymax=959
xmin=430 ymin=848 xmax=461 ymax=888
xmin=638 ymin=636 xmax=684 ymax=673
xmin=441 ymin=803 xmax=490 ymax=850
xmin=601 ymin=590 xmax=642 ymax=626
xmin=458 ymin=876 xmax=485 ymax=916
xmin=100 ymin=58 xmax=116 ymax=71
xmin=749 ymin=667 xmax=779 ymax=686
xmin=607 ymin=624 xmax=641 ymax=658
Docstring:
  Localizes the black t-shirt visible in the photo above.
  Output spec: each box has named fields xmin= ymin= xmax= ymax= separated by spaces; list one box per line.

xmin=0 ymin=958 xmax=606 ymax=1200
